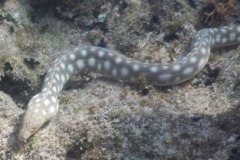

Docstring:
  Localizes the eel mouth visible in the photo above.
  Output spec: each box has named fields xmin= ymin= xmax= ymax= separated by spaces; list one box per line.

xmin=18 ymin=128 xmax=31 ymax=142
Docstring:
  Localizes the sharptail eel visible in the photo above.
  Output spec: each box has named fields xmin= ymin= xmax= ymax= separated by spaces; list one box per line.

xmin=18 ymin=26 xmax=240 ymax=141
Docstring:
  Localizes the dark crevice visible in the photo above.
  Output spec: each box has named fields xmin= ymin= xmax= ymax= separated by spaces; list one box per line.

xmin=0 ymin=74 xmax=40 ymax=109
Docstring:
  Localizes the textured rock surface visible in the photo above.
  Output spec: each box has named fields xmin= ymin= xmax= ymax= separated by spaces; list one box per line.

xmin=0 ymin=0 xmax=239 ymax=159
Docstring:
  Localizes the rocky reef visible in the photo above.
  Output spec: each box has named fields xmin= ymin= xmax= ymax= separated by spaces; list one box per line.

xmin=0 ymin=0 xmax=239 ymax=159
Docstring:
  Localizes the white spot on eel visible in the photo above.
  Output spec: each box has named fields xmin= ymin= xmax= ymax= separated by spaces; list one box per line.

xmin=18 ymin=25 xmax=240 ymax=142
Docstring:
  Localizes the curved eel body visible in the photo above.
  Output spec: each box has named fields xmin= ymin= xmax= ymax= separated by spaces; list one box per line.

xmin=18 ymin=26 xmax=240 ymax=141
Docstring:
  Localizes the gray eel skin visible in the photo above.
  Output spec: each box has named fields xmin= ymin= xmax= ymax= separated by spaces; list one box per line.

xmin=18 ymin=25 xmax=240 ymax=141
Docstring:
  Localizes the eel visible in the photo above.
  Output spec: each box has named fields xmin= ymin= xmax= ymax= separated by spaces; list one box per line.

xmin=18 ymin=25 xmax=240 ymax=142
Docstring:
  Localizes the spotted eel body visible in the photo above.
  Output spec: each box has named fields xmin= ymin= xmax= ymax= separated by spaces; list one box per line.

xmin=18 ymin=26 xmax=240 ymax=141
